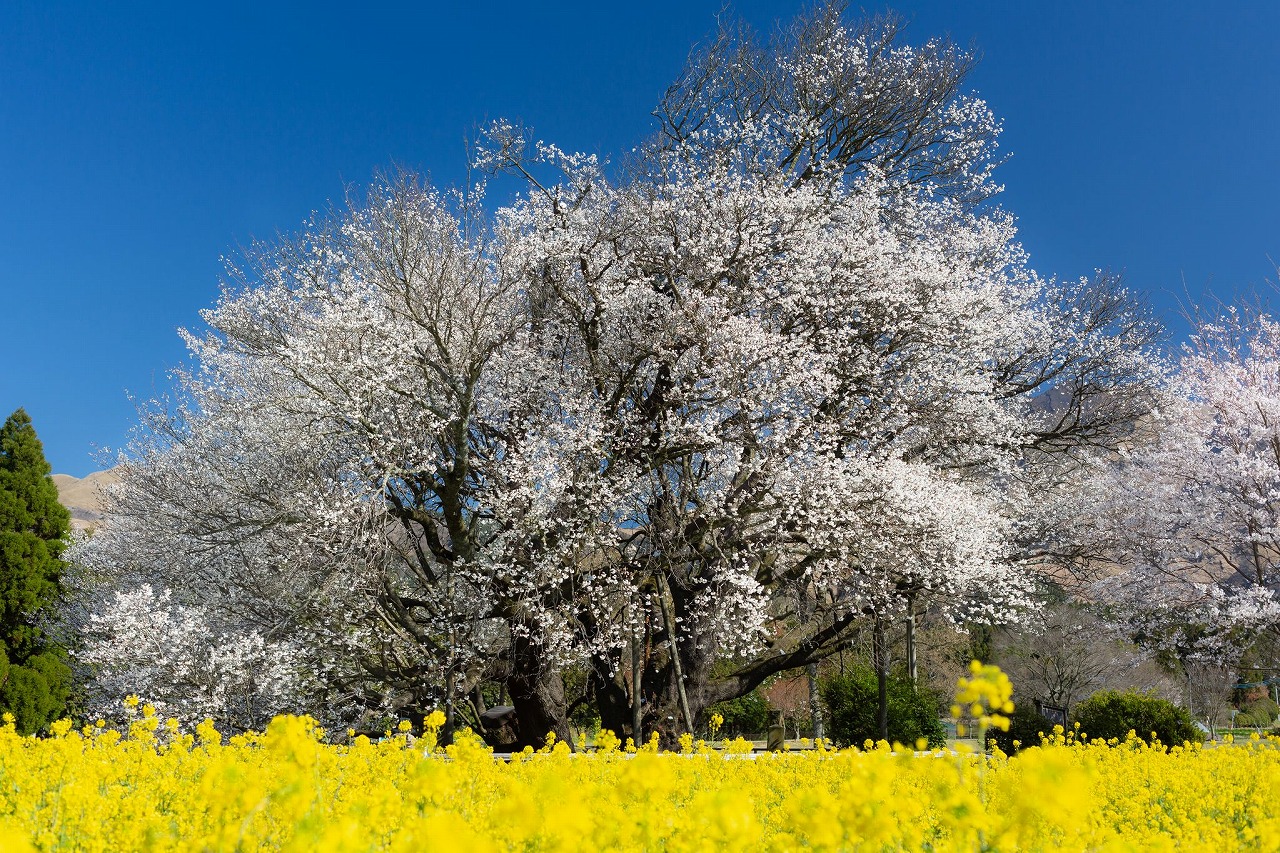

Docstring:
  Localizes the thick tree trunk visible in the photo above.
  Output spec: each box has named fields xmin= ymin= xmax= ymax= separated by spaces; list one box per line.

xmin=656 ymin=574 xmax=694 ymax=733
xmin=648 ymin=578 xmax=728 ymax=745
xmin=587 ymin=652 xmax=634 ymax=740
xmin=507 ymin=630 xmax=575 ymax=751
xmin=646 ymin=605 xmax=864 ymax=736
xmin=647 ymin=640 xmax=713 ymax=747
xmin=874 ymin=615 xmax=889 ymax=742
xmin=630 ymin=611 xmax=644 ymax=742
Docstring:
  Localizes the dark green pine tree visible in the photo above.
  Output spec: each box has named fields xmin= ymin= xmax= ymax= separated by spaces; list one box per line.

xmin=0 ymin=409 xmax=72 ymax=733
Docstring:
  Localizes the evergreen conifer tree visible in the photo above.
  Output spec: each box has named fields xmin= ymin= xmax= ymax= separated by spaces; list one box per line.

xmin=0 ymin=409 xmax=71 ymax=732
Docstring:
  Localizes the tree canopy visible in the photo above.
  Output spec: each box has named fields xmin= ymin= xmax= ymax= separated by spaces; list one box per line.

xmin=70 ymin=4 xmax=1164 ymax=745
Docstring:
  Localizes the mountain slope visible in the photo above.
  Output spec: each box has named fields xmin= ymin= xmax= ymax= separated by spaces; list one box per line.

xmin=52 ymin=470 xmax=119 ymax=530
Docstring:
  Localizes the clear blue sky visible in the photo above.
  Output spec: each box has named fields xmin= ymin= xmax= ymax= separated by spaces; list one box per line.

xmin=2 ymin=1 xmax=1277 ymax=476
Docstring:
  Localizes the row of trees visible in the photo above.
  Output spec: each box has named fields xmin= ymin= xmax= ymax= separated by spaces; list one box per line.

xmin=7 ymin=3 xmax=1271 ymax=744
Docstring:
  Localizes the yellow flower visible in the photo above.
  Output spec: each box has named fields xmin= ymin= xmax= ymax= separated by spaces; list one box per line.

xmin=595 ymin=729 xmax=621 ymax=753
xmin=0 ymin=679 xmax=1253 ymax=852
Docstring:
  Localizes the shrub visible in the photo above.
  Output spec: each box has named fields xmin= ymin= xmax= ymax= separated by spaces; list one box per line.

xmin=706 ymin=690 xmax=773 ymax=737
xmin=820 ymin=666 xmax=946 ymax=748
xmin=986 ymin=702 xmax=1054 ymax=754
xmin=1237 ymin=698 xmax=1278 ymax=728
xmin=1072 ymin=690 xmax=1201 ymax=746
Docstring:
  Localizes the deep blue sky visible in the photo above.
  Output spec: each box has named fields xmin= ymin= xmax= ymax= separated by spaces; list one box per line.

xmin=3 ymin=1 xmax=1278 ymax=476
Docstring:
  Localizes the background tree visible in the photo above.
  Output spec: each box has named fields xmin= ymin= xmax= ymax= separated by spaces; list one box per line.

xmin=0 ymin=409 xmax=72 ymax=733
xmin=993 ymin=599 xmax=1167 ymax=717
xmin=1079 ymin=304 xmax=1280 ymax=666
xmin=76 ymin=584 xmax=306 ymax=730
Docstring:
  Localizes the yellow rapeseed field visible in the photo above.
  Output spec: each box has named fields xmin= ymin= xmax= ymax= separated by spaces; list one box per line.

xmin=2 ymin=667 xmax=1278 ymax=852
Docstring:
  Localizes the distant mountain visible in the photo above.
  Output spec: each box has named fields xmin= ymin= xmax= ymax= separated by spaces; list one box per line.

xmin=52 ymin=469 xmax=119 ymax=531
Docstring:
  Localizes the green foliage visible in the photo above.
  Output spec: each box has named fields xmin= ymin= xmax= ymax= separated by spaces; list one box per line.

xmin=707 ymin=690 xmax=773 ymax=737
xmin=0 ymin=409 xmax=72 ymax=733
xmin=0 ymin=648 xmax=71 ymax=734
xmin=1237 ymin=698 xmax=1278 ymax=728
xmin=820 ymin=666 xmax=946 ymax=749
xmin=560 ymin=664 xmax=601 ymax=731
xmin=1072 ymin=689 xmax=1201 ymax=747
xmin=965 ymin=623 xmax=993 ymax=664
xmin=987 ymin=702 xmax=1055 ymax=754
